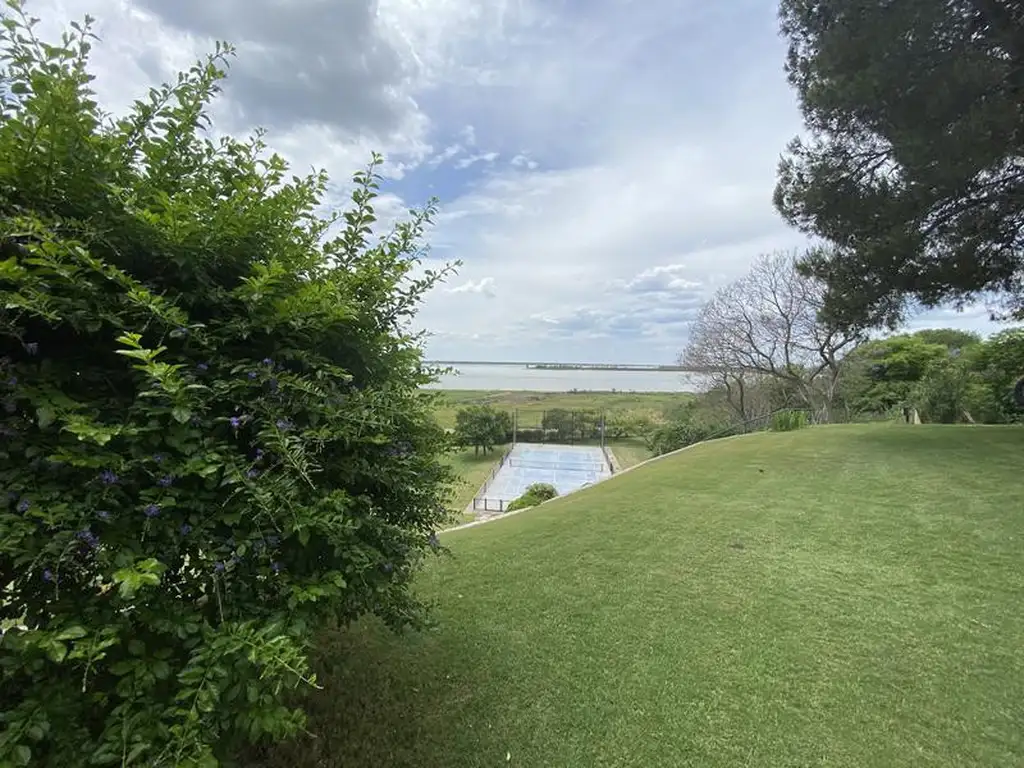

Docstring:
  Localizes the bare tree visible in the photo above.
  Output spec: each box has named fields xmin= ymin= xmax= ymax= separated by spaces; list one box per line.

xmin=681 ymin=250 xmax=861 ymax=421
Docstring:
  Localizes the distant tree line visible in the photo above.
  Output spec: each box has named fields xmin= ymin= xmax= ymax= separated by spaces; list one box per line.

xmin=679 ymin=250 xmax=1024 ymax=437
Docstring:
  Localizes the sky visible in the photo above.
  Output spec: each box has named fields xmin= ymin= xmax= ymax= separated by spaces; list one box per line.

xmin=30 ymin=0 xmax=1001 ymax=363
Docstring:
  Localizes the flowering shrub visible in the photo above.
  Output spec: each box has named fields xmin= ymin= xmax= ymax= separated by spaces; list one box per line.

xmin=0 ymin=4 xmax=456 ymax=765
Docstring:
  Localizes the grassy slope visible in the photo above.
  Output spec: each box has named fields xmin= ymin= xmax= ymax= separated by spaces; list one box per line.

xmin=258 ymin=424 xmax=1024 ymax=767
xmin=443 ymin=446 xmax=507 ymax=523
xmin=606 ymin=436 xmax=651 ymax=469
xmin=433 ymin=389 xmax=690 ymax=430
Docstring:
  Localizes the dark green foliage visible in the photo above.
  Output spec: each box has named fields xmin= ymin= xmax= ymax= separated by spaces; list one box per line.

xmin=775 ymin=0 xmax=1024 ymax=328
xmin=912 ymin=358 xmax=988 ymax=423
xmin=0 ymin=5 xmax=455 ymax=765
xmin=510 ymin=427 xmax=550 ymax=444
xmin=770 ymin=410 xmax=809 ymax=432
xmin=964 ymin=328 xmax=1024 ymax=421
xmin=911 ymin=329 xmax=982 ymax=354
xmin=840 ymin=335 xmax=950 ymax=414
xmin=453 ymin=405 xmax=511 ymax=456
xmin=540 ymin=408 xmax=573 ymax=441
xmin=506 ymin=483 xmax=558 ymax=513
xmin=644 ymin=421 xmax=715 ymax=457
xmin=838 ymin=327 xmax=1024 ymax=422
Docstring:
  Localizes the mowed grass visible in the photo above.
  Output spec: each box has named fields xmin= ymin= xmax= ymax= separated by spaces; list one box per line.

xmin=606 ymin=436 xmax=652 ymax=469
xmin=432 ymin=389 xmax=690 ymax=430
xmin=255 ymin=424 xmax=1024 ymax=767
xmin=442 ymin=446 xmax=507 ymax=524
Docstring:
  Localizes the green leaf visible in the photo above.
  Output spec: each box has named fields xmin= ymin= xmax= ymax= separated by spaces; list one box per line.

xmin=56 ymin=625 xmax=87 ymax=641
xmin=14 ymin=745 xmax=31 ymax=766
xmin=36 ymin=406 xmax=55 ymax=429
xmin=45 ymin=641 xmax=68 ymax=663
xmin=171 ymin=406 xmax=192 ymax=424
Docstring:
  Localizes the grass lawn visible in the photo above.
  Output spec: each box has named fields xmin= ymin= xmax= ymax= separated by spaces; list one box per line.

xmin=254 ymin=424 xmax=1024 ymax=767
xmin=442 ymin=446 xmax=507 ymax=525
xmin=432 ymin=389 xmax=690 ymax=430
xmin=606 ymin=436 xmax=652 ymax=469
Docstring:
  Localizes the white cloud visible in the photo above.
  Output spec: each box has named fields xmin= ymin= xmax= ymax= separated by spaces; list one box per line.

xmin=27 ymin=0 xmax=1004 ymax=364
xmin=454 ymin=151 xmax=500 ymax=170
xmin=448 ymin=277 xmax=497 ymax=297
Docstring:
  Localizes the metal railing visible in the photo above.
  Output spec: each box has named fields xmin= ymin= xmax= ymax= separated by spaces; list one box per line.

xmin=471 ymin=497 xmax=509 ymax=513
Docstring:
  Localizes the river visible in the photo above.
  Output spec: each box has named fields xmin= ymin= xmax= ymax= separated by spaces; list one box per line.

xmin=424 ymin=363 xmax=700 ymax=392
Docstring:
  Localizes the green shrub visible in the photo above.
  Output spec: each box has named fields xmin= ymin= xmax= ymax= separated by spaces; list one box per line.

xmin=644 ymin=421 xmax=714 ymax=456
xmin=770 ymin=410 xmax=809 ymax=432
xmin=605 ymin=408 xmax=659 ymax=439
xmin=507 ymin=483 xmax=559 ymax=512
xmin=0 ymin=8 xmax=455 ymax=766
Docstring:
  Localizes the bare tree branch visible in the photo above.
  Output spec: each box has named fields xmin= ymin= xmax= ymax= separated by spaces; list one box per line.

xmin=681 ymin=250 xmax=862 ymax=419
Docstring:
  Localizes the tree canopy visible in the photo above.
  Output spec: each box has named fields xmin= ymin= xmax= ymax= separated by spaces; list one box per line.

xmin=774 ymin=0 xmax=1024 ymax=329
xmin=453 ymin=405 xmax=510 ymax=455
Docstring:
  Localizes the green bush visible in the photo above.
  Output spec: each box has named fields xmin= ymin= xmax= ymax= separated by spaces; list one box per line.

xmin=605 ymin=408 xmax=659 ymax=439
xmin=0 ymin=8 xmax=455 ymax=766
xmin=770 ymin=410 xmax=809 ymax=432
xmin=507 ymin=483 xmax=559 ymax=512
xmin=644 ymin=421 xmax=714 ymax=456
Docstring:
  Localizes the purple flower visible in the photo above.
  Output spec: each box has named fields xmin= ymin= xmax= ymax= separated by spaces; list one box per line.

xmin=247 ymin=371 xmax=258 ymax=380
xmin=96 ymin=510 xmax=111 ymax=521
xmin=271 ymin=561 xmax=282 ymax=574
xmin=99 ymin=469 xmax=118 ymax=485
xmin=157 ymin=475 xmax=174 ymax=487
xmin=179 ymin=523 xmax=193 ymax=535
xmin=246 ymin=468 xmax=260 ymax=479
xmin=214 ymin=561 xmax=225 ymax=573
xmin=229 ymin=416 xmax=243 ymax=429
xmin=255 ymin=448 xmax=265 ymax=460
xmin=17 ymin=499 xmax=29 ymax=513
xmin=153 ymin=453 xmax=166 ymax=464
xmin=42 ymin=569 xmax=53 ymax=582
xmin=143 ymin=503 xmax=160 ymax=518
xmin=275 ymin=419 xmax=293 ymax=431
xmin=76 ymin=529 xmax=100 ymax=549
xmin=24 ymin=342 xmax=38 ymax=356
xmin=262 ymin=358 xmax=274 ymax=367
xmin=196 ymin=362 xmax=209 ymax=372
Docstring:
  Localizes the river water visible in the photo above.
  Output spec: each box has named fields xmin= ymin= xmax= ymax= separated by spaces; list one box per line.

xmin=425 ymin=363 xmax=700 ymax=392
